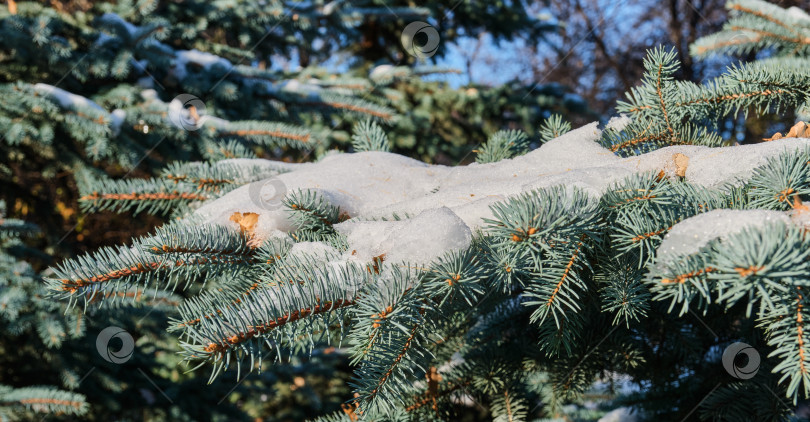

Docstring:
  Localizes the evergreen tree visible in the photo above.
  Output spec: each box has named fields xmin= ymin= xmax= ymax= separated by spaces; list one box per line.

xmin=0 ymin=0 xmax=584 ymax=260
xmin=45 ymin=1 xmax=810 ymax=420
xmin=0 ymin=201 xmax=88 ymax=420
xmin=1 ymin=1 xmax=589 ymax=420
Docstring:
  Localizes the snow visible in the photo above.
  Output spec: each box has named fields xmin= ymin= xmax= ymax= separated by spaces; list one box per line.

xmin=93 ymin=32 xmax=114 ymax=48
xmin=95 ymin=15 xmax=235 ymax=83
xmin=218 ymin=158 xmax=296 ymax=174
xmin=110 ymin=109 xmax=126 ymax=136
xmin=622 ymin=138 xmax=810 ymax=187
xmin=605 ymin=113 xmax=632 ymax=132
xmin=168 ymin=95 xmax=206 ymax=129
xmin=335 ymin=207 xmax=472 ymax=265
xmin=261 ymin=241 xmax=368 ymax=297
xmin=288 ymin=241 xmax=339 ymax=262
xmin=369 ymin=64 xmax=411 ymax=84
xmin=369 ymin=65 xmax=395 ymax=81
xmin=97 ymin=13 xmax=138 ymax=38
xmin=672 ymin=139 xmax=810 ymax=187
xmin=140 ymin=89 xmax=159 ymax=101
xmin=34 ymin=84 xmax=104 ymax=111
xmin=789 ymin=203 xmax=810 ymax=227
xmin=172 ymin=49 xmax=233 ymax=81
xmin=787 ymin=6 xmax=810 ymax=23
xmin=44 ymin=12 xmax=369 ymax=137
xmin=599 ymin=407 xmax=639 ymax=422
xmin=276 ymin=79 xmax=321 ymax=94
xmin=192 ymin=121 xmax=810 ymax=266
xmin=656 ymin=209 xmax=791 ymax=264
xmin=322 ymin=1 xmax=339 ymax=15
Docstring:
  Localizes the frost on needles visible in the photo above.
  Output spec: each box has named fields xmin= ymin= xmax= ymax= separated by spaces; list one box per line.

xmin=46 ymin=0 xmax=810 ymax=420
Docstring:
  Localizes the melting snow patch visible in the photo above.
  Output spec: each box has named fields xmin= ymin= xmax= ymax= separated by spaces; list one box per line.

xmin=173 ymin=49 xmax=233 ymax=81
xmin=193 ymin=122 xmax=810 ymax=266
xmin=656 ymin=209 xmax=791 ymax=263
xmin=335 ymin=207 xmax=472 ymax=265
xmin=34 ymin=84 xmax=104 ymax=111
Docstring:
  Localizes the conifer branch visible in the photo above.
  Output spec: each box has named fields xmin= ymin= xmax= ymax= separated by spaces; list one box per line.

xmin=48 ymin=224 xmax=261 ymax=307
xmin=0 ymin=386 xmax=88 ymax=417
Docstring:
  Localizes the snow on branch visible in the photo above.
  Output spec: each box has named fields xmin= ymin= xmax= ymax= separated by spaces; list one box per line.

xmin=194 ymin=122 xmax=810 ymax=260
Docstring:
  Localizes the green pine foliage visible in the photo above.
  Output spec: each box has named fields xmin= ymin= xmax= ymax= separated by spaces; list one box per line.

xmin=0 ymin=1 xmax=585 ymax=268
xmin=601 ymin=0 xmax=810 ymax=156
xmin=49 ymin=112 xmax=810 ymax=420
xmin=0 ymin=385 xmax=88 ymax=420
xmin=476 ymin=130 xmax=530 ymax=163
xmin=0 ymin=1 xmax=589 ymax=421
xmin=599 ymin=45 xmax=810 ymax=156
xmin=0 ymin=202 xmax=89 ymax=419
xmin=2 ymin=195 xmax=355 ymax=421
xmin=539 ymin=114 xmax=572 ymax=144
xmin=41 ymin=3 xmax=810 ymax=420
xmin=691 ymin=0 xmax=810 ymax=59
xmin=24 ymin=0 xmax=810 ymax=420
xmin=77 ymin=160 xmax=288 ymax=216
xmin=351 ymin=120 xmax=391 ymax=153
xmin=362 ymin=68 xmax=590 ymax=163
xmin=690 ymin=0 xmax=810 ymax=133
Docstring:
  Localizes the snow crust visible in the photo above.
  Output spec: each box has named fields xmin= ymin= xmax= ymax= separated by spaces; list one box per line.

xmin=36 ymin=13 xmax=379 ymax=139
xmin=369 ymin=65 xmax=395 ymax=81
xmin=193 ymin=122 xmax=810 ymax=265
xmin=599 ymin=407 xmax=639 ymax=422
xmin=656 ymin=209 xmax=791 ymax=263
xmin=172 ymin=49 xmax=233 ymax=81
xmin=787 ymin=6 xmax=810 ymax=23
xmin=110 ymin=109 xmax=126 ymax=136
xmin=34 ymin=84 xmax=104 ymax=111
xmin=97 ymin=13 xmax=138 ymax=37
xmin=335 ymin=207 xmax=472 ymax=265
